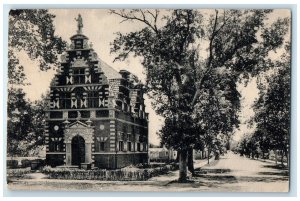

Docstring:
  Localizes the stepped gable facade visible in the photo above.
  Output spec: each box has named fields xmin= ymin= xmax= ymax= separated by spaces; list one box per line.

xmin=45 ymin=15 xmax=149 ymax=169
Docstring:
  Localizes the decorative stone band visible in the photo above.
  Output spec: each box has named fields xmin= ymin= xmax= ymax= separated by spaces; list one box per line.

xmin=83 ymin=86 xmax=102 ymax=91
xmin=56 ymin=87 xmax=75 ymax=92
xmin=64 ymin=121 xmax=94 ymax=144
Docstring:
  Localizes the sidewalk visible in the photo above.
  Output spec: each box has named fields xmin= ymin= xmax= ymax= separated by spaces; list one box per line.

xmin=250 ymin=157 xmax=288 ymax=167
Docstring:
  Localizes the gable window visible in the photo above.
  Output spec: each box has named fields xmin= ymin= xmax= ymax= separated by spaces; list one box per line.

xmin=87 ymin=91 xmax=98 ymax=108
xmin=60 ymin=93 xmax=71 ymax=109
xmin=75 ymin=39 xmax=83 ymax=49
xmin=73 ymin=68 xmax=85 ymax=84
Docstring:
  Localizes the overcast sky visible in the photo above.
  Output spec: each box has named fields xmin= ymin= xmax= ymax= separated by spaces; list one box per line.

xmin=19 ymin=9 xmax=290 ymax=145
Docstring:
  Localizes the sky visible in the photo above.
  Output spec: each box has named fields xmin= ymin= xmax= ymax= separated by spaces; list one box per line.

xmin=18 ymin=9 xmax=290 ymax=145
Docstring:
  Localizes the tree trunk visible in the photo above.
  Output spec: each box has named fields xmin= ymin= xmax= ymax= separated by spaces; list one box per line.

xmin=275 ymin=150 xmax=278 ymax=165
xmin=215 ymin=152 xmax=220 ymax=160
xmin=281 ymin=150 xmax=284 ymax=166
xmin=178 ymin=150 xmax=188 ymax=183
xmin=286 ymin=150 xmax=289 ymax=169
xmin=187 ymin=148 xmax=195 ymax=175
xmin=207 ymin=149 xmax=210 ymax=164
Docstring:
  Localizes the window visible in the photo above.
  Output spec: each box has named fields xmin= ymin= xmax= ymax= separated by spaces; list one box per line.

xmin=127 ymin=142 xmax=132 ymax=152
xmin=137 ymin=143 xmax=141 ymax=152
xmin=60 ymin=93 xmax=71 ymax=109
xmin=119 ymin=141 xmax=124 ymax=152
xmin=73 ymin=68 xmax=85 ymax=84
xmin=87 ymin=91 xmax=98 ymax=108
xmin=75 ymin=39 xmax=83 ymax=49
xmin=50 ymin=141 xmax=61 ymax=152
xmin=100 ymin=142 xmax=105 ymax=151
xmin=127 ymin=133 xmax=131 ymax=141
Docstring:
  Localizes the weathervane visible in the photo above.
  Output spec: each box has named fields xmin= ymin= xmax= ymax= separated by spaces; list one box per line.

xmin=75 ymin=14 xmax=83 ymax=34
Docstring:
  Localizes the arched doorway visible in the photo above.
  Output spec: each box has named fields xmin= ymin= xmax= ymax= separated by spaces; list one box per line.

xmin=71 ymin=135 xmax=85 ymax=166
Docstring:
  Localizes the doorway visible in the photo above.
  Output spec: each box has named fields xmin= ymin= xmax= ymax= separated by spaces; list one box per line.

xmin=71 ymin=135 xmax=85 ymax=166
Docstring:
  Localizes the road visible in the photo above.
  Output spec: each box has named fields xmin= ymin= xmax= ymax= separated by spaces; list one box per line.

xmin=7 ymin=151 xmax=289 ymax=192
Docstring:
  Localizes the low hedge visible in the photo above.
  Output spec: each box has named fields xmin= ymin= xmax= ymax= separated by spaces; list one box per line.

xmin=21 ymin=159 xmax=31 ymax=168
xmin=7 ymin=160 xmax=18 ymax=169
xmin=7 ymin=167 xmax=31 ymax=178
xmin=42 ymin=164 xmax=178 ymax=181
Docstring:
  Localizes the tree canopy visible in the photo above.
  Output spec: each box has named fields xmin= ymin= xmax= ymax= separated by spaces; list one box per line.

xmin=8 ymin=9 xmax=65 ymax=86
xmin=7 ymin=9 xmax=64 ymax=156
xmin=111 ymin=9 xmax=290 ymax=181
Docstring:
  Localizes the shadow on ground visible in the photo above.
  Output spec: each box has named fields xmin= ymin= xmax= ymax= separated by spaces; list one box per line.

xmin=262 ymin=165 xmax=288 ymax=170
xmin=258 ymin=171 xmax=289 ymax=177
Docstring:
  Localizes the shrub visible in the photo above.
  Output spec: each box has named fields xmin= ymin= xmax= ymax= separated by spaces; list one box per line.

xmin=42 ymin=163 xmax=178 ymax=181
xmin=31 ymin=159 xmax=46 ymax=170
xmin=7 ymin=160 xmax=18 ymax=169
xmin=21 ymin=159 xmax=32 ymax=168
xmin=7 ymin=167 xmax=31 ymax=178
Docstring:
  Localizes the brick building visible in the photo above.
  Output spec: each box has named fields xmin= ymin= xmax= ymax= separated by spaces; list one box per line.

xmin=45 ymin=16 xmax=149 ymax=169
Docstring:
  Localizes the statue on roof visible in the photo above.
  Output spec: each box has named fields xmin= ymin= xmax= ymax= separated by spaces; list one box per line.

xmin=75 ymin=14 xmax=83 ymax=34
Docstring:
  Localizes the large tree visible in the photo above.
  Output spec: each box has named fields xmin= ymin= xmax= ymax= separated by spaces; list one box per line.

xmin=8 ymin=9 xmax=65 ymax=156
xmin=110 ymin=9 xmax=289 ymax=182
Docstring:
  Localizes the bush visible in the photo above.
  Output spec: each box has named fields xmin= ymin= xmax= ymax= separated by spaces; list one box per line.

xmin=30 ymin=159 xmax=46 ymax=170
xmin=21 ymin=159 xmax=32 ymax=168
xmin=7 ymin=167 xmax=31 ymax=178
xmin=42 ymin=163 xmax=178 ymax=181
xmin=7 ymin=160 xmax=18 ymax=169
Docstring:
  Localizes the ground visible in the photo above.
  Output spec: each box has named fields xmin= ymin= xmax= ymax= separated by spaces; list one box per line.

xmin=6 ymin=151 xmax=289 ymax=192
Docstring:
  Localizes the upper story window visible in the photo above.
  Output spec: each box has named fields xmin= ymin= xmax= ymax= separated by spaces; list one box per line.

xmin=87 ymin=91 xmax=98 ymax=108
xmin=60 ymin=93 xmax=71 ymax=109
xmin=75 ymin=39 xmax=83 ymax=49
xmin=73 ymin=68 xmax=85 ymax=84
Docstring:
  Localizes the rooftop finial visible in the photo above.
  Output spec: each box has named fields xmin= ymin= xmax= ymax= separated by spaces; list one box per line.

xmin=75 ymin=14 xmax=83 ymax=34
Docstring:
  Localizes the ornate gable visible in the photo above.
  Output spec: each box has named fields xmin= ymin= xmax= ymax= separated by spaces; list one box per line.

xmin=71 ymin=58 xmax=89 ymax=68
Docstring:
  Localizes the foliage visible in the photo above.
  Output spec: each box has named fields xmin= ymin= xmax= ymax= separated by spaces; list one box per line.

xmin=7 ymin=160 xmax=19 ymax=169
xmin=8 ymin=9 xmax=65 ymax=85
xmin=7 ymin=167 xmax=31 ymax=178
xmin=7 ymin=88 xmax=48 ymax=157
xmin=7 ymin=9 xmax=64 ymax=156
xmin=42 ymin=164 xmax=178 ymax=181
xmin=111 ymin=9 xmax=290 ymax=180
xmin=251 ymin=43 xmax=290 ymax=158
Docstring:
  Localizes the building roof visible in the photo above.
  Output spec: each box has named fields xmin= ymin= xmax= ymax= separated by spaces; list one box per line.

xmin=70 ymin=34 xmax=89 ymax=40
xmin=98 ymin=58 xmax=122 ymax=80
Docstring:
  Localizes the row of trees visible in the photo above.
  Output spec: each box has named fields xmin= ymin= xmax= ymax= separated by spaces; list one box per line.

xmin=236 ymin=43 xmax=290 ymax=166
xmin=110 ymin=9 xmax=290 ymax=181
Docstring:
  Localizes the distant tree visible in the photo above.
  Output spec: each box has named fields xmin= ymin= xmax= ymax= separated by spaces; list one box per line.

xmin=111 ymin=9 xmax=289 ymax=182
xmin=7 ymin=88 xmax=33 ymax=156
xmin=7 ymin=89 xmax=48 ymax=157
xmin=252 ymin=43 xmax=290 ymax=165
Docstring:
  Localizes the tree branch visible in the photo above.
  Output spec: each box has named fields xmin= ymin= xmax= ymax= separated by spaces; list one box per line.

xmin=110 ymin=9 xmax=159 ymax=34
xmin=191 ymin=9 xmax=221 ymax=107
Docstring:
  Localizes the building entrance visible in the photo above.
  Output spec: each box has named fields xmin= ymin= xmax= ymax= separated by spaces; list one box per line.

xmin=71 ymin=135 xmax=85 ymax=166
